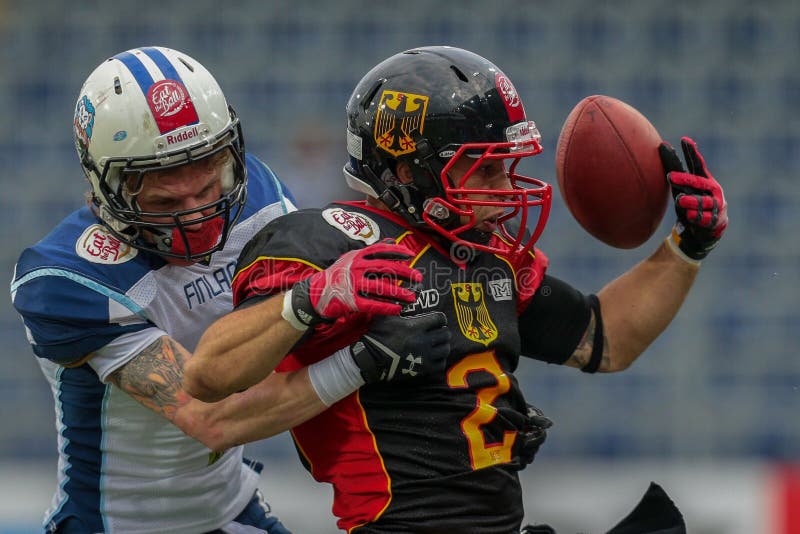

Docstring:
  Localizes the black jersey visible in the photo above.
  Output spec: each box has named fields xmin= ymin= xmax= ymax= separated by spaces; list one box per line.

xmin=233 ymin=201 xmax=550 ymax=533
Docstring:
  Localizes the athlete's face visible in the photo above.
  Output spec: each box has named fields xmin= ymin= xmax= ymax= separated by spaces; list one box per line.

xmin=132 ymin=157 xmax=227 ymax=265
xmin=447 ymin=155 xmax=512 ymax=232
xmin=135 ymin=160 xmax=223 ymax=218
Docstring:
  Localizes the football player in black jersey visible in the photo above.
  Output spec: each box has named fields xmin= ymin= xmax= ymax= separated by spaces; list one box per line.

xmin=186 ymin=46 xmax=726 ymax=533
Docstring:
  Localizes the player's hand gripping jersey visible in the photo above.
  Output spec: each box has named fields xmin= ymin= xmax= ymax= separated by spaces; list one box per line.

xmin=233 ymin=201 xmax=550 ymax=533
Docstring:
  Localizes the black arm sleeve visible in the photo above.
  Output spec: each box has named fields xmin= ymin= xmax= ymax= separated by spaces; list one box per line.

xmin=518 ymin=274 xmax=594 ymax=365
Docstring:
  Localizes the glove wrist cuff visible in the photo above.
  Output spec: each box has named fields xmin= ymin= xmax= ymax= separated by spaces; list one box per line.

xmin=350 ymin=339 xmax=381 ymax=383
xmin=281 ymin=288 xmax=309 ymax=331
xmin=282 ymin=279 xmax=323 ymax=331
xmin=666 ymin=228 xmax=702 ymax=266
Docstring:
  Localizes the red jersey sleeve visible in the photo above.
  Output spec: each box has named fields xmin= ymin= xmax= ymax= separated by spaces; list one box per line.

xmin=514 ymin=246 xmax=549 ymax=315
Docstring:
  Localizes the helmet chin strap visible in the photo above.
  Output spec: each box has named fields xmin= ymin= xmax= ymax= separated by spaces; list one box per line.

xmin=458 ymin=227 xmax=493 ymax=246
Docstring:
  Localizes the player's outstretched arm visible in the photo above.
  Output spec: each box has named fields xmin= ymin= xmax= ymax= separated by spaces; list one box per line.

xmin=110 ymin=312 xmax=450 ymax=450
xmin=201 ymin=312 xmax=450 ymax=445
xmin=185 ymin=242 xmax=421 ymax=402
xmin=565 ymin=137 xmax=727 ymax=372
xmin=591 ymin=239 xmax=700 ymax=371
xmin=108 ymin=335 xmax=328 ymax=450
xmin=184 ymin=293 xmax=306 ymax=402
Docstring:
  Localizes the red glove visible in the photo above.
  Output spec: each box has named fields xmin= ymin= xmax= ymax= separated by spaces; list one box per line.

xmin=283 ymin=242 xmax=421 ymax=330
xmin=658 ymin=137 xmax=728 ymax=261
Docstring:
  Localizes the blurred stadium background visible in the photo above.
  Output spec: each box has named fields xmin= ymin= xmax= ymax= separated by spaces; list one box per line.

xmin=1 ymin=0 xmax=798 ymax=532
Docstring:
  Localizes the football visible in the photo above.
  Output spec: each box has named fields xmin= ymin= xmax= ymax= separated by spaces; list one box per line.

xmin=555 ymin=95 xmax=669 ymax=249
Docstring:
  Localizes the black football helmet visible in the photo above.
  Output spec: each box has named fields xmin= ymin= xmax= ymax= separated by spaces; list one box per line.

xmin=344 ymin=46 xmax=551 ymax=260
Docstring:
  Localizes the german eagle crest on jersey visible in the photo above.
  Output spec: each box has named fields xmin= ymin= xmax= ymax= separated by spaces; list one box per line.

xmin=451 ymin=283 xmax=498 ymax=346
xmin=374 ymin=90 xmax=429 ymax=157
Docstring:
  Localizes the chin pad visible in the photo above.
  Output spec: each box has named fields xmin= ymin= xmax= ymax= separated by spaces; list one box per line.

xmin=170 ymin=217 xmax=224 ymax=257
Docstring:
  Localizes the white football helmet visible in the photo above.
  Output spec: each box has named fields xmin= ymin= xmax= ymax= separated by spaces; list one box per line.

xmin=73 ymin=46 xmax=247 ymax=261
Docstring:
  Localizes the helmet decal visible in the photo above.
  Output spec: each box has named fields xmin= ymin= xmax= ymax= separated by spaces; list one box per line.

xmin=495 ymin=72 xmax=525 ymax=123
xmin=374 ymin=90 xmax=429 ymax=157
xmin=113 ymin=48 xmax=199 ymax=134
xmin=74 ymin=95 xmax=95 ymax=149
xmin=147 ymin=80 xmax=198 ymax=130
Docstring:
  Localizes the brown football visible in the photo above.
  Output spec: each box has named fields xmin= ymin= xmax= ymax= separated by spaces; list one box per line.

xmin=555 ymin=95 xmax=669 ymax=249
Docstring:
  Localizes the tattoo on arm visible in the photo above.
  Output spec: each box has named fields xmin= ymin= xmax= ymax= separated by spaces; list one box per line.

xmin=108 ymin=337 xmax=193 ymax=420
xmin=565 ymin=309 xmax=610 ymax=371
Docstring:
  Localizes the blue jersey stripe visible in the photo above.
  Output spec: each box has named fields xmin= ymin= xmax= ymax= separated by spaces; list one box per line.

xmin=11 ymin=267 xmax=146 ymax=318
xmin=140 ymin=47 xmax=183 ymax=83
xmin=113 ymin=51 xmax=155 ymax=98
xmin=46 ymin=366 xmax=107 ymax=532
xmin=44 ymin=368 xmax=69 ymax=527
xmin=249 ymin=156 xmax=296 ymax=213
xmin=263 ymin=162 xmax=291 ymax=213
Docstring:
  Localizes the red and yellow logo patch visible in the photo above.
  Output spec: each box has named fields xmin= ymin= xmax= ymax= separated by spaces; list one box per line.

xmin=76 ymin=224 xmax=137 ymax=265
xmin=452 ymin=283 xmax=498 ymax=346
xmin=374 ymin=90 xmax=429 ymax=157
xmin=321 ymin=208 xmax=380 ymax=244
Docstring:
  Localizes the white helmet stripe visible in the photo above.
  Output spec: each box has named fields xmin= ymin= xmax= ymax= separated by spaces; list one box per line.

xmin=113 ymin=50 xmax=166 ymax=95
xmin=140 ymin=46 xmax=184 ymax=82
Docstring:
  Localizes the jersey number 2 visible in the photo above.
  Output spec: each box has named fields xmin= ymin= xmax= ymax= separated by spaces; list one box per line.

xmin=446 ymin=351 xmax=516 ymax=470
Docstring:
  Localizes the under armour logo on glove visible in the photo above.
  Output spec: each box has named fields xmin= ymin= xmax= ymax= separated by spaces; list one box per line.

xmin=352 ymin=338 xmax=421 ymax=381
xmin=401 ymin=354 xmax=422 ymax=377
xmin=350 ymin=312 xmax=451 ymax=384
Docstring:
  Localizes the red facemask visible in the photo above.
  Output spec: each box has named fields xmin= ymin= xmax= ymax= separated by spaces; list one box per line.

xmin=170 ymin=216 xmax=224 ymax=259
xmin=422 ymin=136 xmax=552 ymax=261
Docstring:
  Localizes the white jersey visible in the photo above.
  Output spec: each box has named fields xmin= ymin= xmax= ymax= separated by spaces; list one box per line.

xmin=11 ymin=154 xmax=296 ymax=534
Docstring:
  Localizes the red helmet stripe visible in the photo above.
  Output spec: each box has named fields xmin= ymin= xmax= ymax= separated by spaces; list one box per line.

xmin=495 ymin=72 xmax=525 ymax=123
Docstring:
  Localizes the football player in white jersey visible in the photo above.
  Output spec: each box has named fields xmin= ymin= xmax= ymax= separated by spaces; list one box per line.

xmin=10 ymin=46 xmax=443 ymax=534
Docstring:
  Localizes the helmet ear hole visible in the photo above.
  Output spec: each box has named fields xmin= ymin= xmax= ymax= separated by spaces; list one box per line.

xmin=450 ymin=65 xmax=469 ymax=83
xmin=394 ymin=161 xmax=414 ymax=185
xmin=178 ymin=56 xmax=194 ymax=72
xmin=361 ymin=80 xmax=383 ymax=112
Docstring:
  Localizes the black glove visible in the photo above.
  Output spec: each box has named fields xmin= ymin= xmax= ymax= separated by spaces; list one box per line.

xmin=350 ymin=312 xmax=451 ymax=384
xmin=658 ymin=137 xmax=728 ymax=261
xmin=518 ymin=403 xmax=553 ymax=466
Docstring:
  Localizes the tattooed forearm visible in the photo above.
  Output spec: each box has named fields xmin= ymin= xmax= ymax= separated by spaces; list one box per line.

xmin=109 ymin=337 xmax=193 ymax=420
xmin=565 ymin=309 xmax=610 ymax=371
xmin=567 ymin=322 xmax=592 ymax=368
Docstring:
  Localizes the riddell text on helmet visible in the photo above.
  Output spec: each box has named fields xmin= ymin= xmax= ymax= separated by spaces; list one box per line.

xmin=166 ymin=125 xmax=200 ymax=146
